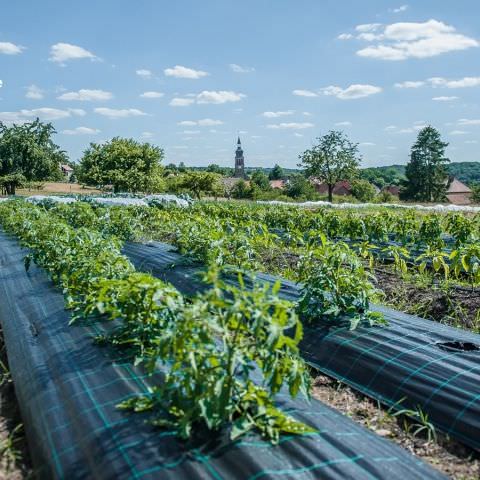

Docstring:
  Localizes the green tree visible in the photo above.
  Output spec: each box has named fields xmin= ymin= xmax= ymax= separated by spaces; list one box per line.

xmin=0 ymin=119 xmax=66 ymax=194
xmin=351 ymin=179 xmax=376 ymax=202
xmin=299 ymin=131 xmax=360 ymax=202
xmin=177 ymin=171 xmax=223 ymax=199
xmin=250 ymin=170 xmax=271 ymax=190
xmin=471 ymin=183 xmax=480 ymax=204
xmin=77 ymin=137 xmax=163 ymax=193
xmin=269 ymin=164 xmax=284 ymax=180
xmin=286 ymin=174 xmax=317 ymax=199
xmin=401 ymin=126 xmax=450 ymax=202
xmin=231 ymin=179 xmax=253 ymax=199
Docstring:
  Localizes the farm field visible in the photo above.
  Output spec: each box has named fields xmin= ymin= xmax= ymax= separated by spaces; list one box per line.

xmin=0 ymin=196 xmax=479 ymax=479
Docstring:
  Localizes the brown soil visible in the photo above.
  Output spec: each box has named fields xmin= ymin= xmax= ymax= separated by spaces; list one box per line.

xmin=15 ymin=182 xmax=100 ymax=196
xmin=0 ymin=330 xmax=33 ymax=479
xmin=312 ymin=374 xmax=480 ymax=480
xmin=373 ymin=268 xmax=480 ymax=332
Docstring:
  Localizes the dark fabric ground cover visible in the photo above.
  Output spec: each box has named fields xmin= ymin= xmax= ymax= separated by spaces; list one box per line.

xmin=0 ymin=232 xmax=447 ymax=479
xmin=122 ymin=241 xmax=480 ymax=453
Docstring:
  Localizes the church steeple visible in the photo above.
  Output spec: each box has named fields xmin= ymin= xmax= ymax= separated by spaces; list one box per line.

xmin=234 ymin=136 xmax=245 ymax=178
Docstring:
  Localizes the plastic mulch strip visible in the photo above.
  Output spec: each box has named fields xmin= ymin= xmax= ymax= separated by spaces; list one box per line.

xmin=122 ymin=240 xmax=480 ymax=452
xmin=0 ymin=231 xmax=448 ymax=479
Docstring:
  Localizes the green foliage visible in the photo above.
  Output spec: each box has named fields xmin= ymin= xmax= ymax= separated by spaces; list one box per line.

xmin=269 ymin=164 xmax=285 ymax=180
xmin=285 ymin=174 xmax=317 ymax=199
xmin=231 ymin=179 xmax=254 ymax=199
xmin=0 ymin=200 xmax=314 ymax=444
xmin=0 ymin=173 xmax=27 ymax=195
xmin=401 ymin=126 xmax=450 ymax=202
xmin=350 ymin=179 xmax=377 ymax=202
xmin=0 ymin=119 xmax=66 ymax=193
xmin=177 ymin=171 xmax=224 ymax=199
xmin=299 ymin=130 xmax=360 ymax=202
xmin=297 ymin=235 xmax=385 ymax=330
xmin=471 ymin=183 xmax=480 ymax=203
xmin=250 ymin=170 xmax=271 ymax=191
xmin=77 ymin=137 xmax=164 ymax=193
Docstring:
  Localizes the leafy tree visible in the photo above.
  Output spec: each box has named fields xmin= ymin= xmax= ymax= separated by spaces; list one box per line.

xmin=0 ymin=119 xmax=66 ymax=194
xmin=177 ymin=171 xmax=223 ymax=199
xmin=401 ymin=126 xmax=450 ymax=202
xmin=231 ymin=179 xmax=253 ymax=199
xmin=285 ymin=174 xmax=317 ymax=199
xmin=351 ymin=179 xmax=376 ymax=202
xmin=205 ymin=164 xmax=232 ymax=176
xmin=77 ymin=137 xmax=163 ymax=193
xmin=299 ymin=131 xmax=360 ymax=202
xmin=250 ymin=170 xmax=271 ymax=191
xmin=269 ymin=164 xmax=285 ymax=180
xmin=471 ymin=183 xmax=480 ymax=204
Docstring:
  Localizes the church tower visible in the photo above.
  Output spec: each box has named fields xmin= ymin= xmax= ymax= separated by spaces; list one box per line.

xmin=234 ymin=136 xmax=245 ymax=178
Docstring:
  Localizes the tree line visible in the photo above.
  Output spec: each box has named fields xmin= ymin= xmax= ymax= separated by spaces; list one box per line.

xmin=0 ymin=118 xmax=477 ymax=203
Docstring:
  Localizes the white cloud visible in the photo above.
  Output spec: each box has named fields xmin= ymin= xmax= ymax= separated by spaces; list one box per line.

xmin=164 ymin=65 xmax=209 ymax=79
xmin=394 ymin=80 xmax=425 ymax=88
xmin=196 ymin=90 xmax=245 ymax=104
xmin=141 ymin=131 xmax=154 ymax=139
xmin=0 ymin=42 xmax=25 ymax=55
xmin=321 ymin=84 xmax=382 ymax=99
xmin=58 ymin=89 xmax=113 ymax=101
xmin=262 ymin=110 xmax=294 ymax=118
xmin=356 ymin=24 xmax=382 ymax=33
xmin=170 ymin=91 xmax=245 ymax=106
xmin=136 ymin=69 xmax=152 ymax=78
xmin=0 ymin=107 xmax=85 ymax=124
xmin=292 ymin=89 xmax=318 ymax=97
xmin=294 ymin=133 xmax=304 ymax=137
xmin=432 ymin=96 xmax=459 ymax=101
xmin=94 ymin=108 xmax=147 ymax=119
xmin=392 ymin=5 xmax=409 ymax=13
xmin=266 ymin=122 xmax=314 ymax=130
xmin=140 ymin=91 xmax=164 ymax=98
xmin=360 ymin=142 xmax=376 ymax=146
xmin=61 ymin=126 xmax=100 ymax=135
xmin=335 ymin=121 xmax=352 ymax=126
xmin=178 ymin=119 xmax=224 ymax=127
xmin=0 ymin=80 xmax=3 ymax=89
xmin=465 ymin=140 xmax=478 ymax=144
xmin=170 ymin=98 xmax=195 ymax=107
xmin=458 ymin=118 xmax=480 ymax=125
xmin=182 ymin=130 xmax=201 ymax=134
xmin=356 ymin=20 xmax=479 ymax=60
xmin=25 ymin=85 xmax=44 ymax=100
xmin=428 ymin=76 xmax=480 ymax=88
xmin=397 ymin=128 xmax=414 ymax=133
xmin=49 ymin=43 xmax=97 ymax=64
xmin=385 ymin=125 xmax=397 ymax=131
xmin=449 ymin=130 xmax=468 ymax=135
xmin=229 ymin=63 xmax=255 ymax=73
xmin=337 ymin=33 xmax=353 ymax=40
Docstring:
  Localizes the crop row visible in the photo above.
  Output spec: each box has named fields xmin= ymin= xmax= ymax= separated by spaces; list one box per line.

xmin=0 ymin=201 xmax=317 ymax=443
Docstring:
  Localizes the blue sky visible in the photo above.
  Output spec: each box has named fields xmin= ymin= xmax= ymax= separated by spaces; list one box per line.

xmin=1 ymin=0 xmax=479 ymax=168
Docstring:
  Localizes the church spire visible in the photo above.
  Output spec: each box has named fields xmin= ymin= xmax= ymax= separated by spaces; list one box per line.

xmin=234 ymin=136 xmax=245 ymax=178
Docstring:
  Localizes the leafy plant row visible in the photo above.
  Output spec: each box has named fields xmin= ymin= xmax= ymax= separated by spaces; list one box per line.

xmin=0 ymin=201 xmax=315 ymax=443
xmin=44 ymin=200 xmax=480 ymax=287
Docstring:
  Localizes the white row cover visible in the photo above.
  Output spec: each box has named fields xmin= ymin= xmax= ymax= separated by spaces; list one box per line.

xmin=19 ymin=194 xmax=191 ymax=208
xmin=258 ymin=199 xmax=480 ymax=213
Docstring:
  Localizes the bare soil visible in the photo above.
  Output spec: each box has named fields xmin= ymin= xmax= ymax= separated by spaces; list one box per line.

xmin=312 ymin=374 xmax=480 ymax=480
xmin=15 ymin=182 xmax=100 ymax=196
xmin=373 ymin=267 xmax=480 ymax=332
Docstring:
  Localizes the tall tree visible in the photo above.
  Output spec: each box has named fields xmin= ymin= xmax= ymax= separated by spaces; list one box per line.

xmin=77 ymin=137 xmax=163 ymax=193
xmin=299 ymin=131 xmax=360 ymax=202
xmin=0 ymin=119 xmax=66 ymax=194
xmin=269 ymin=164 xmax=284 ymax=180
xmin=401 ymin=126 xmax=450 ymax=202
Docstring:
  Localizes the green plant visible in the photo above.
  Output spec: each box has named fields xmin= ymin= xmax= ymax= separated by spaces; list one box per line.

xmin=297 ymin=235 xmax=385 ymax=330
